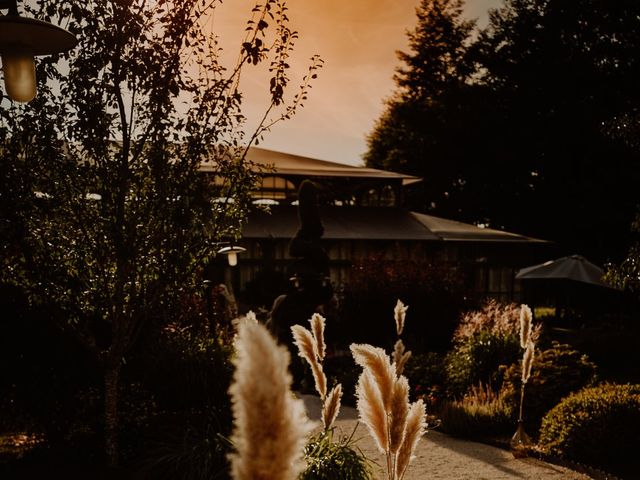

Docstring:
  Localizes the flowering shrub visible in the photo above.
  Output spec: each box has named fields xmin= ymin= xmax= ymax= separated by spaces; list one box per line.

xmin=445 ymin=301 xmax=535 ymax=397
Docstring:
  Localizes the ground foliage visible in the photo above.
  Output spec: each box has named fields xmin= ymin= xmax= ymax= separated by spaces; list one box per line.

xmin=300 ymin=428 xmax=373 ymax=480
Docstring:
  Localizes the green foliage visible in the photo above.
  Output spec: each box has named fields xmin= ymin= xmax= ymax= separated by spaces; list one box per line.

xmin=299 ymin=428 xmax=373 ymax=480
xmin=135 ymin=323 xmax=234 ymax=419
xmin=444 ymin=300 xmax=526 ymax=397
xmin=445 ymin=331 xmax=520 ymax=397
xmin=500 ymin=341 xmax=597 ymax=435
xmin=539 ymin=383 xmax=640 ymax=476
xmin=403 ymin=352 xmax=445 ymax=403
xmin=438 ymin=383 xmax=512 ymax=439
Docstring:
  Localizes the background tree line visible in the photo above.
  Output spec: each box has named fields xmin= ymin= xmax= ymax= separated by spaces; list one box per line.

xmin=366 ymin=0 xmax=640 ymax=264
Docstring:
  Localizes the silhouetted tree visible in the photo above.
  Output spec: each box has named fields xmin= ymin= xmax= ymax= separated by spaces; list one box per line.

xmin=365 ymin=0 xmax=479 ymax=219
xmin=0 ymin=0 xmax=321 ymax=466
xmin=367 ymin=0 xmax=640 ymax=262
xmin=476 ymin=0 xmax=640 ymax=261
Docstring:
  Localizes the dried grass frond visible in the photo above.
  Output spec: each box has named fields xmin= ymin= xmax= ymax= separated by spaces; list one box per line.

xmin=394 ymin=299 xmax=408 ymax=336
xmin=355 ymin=370 xmax=389 ymax=454
xmin=393 ymin=340 xmax=412 ymax=377
xmin=309 ymin=313 xmax=326 ymax=361
xmin=291 ymin=325 xmax=318 ymax=365
xmin=232 ymin=310 xmax=258 ymax=332
xmin=395 ymin=399 xmax=427 ymax=480
xmin=310 ymin=359 xmax=328 ymax=400
xmin=519 ymin=304 xmax=533 ymax=349
xmin=229 ymin=320 xmax=314 ymax=480
xmin=322 ymin=383 xmax=343 ymax=430
xmin=453 ymin=299 xmax=521 ymax=343
xmin=522 ymin=341 xmax=535 ymax=384
xmin=351 ymin=343 xmax=396 ymax=410
xmin=463 ymin=381 xmax=505 ymax=406
xmin=389 ymin=376 xmax=409 ymax=455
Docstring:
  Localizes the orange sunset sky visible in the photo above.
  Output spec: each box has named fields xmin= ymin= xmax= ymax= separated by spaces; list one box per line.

xmin=211 ymin=0 xmax=502 ymax=166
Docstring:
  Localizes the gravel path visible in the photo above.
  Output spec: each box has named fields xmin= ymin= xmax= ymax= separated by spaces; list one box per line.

xmin=300 ymin=394 xmax=591 ymax=480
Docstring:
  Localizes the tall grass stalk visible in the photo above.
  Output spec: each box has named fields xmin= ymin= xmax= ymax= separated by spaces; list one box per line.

xmin=292 ymin=314 xmax=341 ymax=430
xmin=511 ymin=304 xmax=537 ymax=452
xmin=229 ymin=318 xmax=314 ymax=480
xmin=352 ymin=343 xmax=427 ymax=480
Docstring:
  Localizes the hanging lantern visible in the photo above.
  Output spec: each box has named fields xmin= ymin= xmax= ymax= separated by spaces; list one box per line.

xmin=0 ymin=0 xmax=77 ymax=102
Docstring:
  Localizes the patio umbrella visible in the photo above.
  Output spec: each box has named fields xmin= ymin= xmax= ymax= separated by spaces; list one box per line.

xmin=515 ymin=254 xmax=613 ymax=288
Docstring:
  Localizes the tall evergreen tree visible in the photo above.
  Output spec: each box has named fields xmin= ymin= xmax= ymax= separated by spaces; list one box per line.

xmin=365 ymin=0 xmax=479 ymax=219
xmin=476 ymin=0 xmax=640 ymax=260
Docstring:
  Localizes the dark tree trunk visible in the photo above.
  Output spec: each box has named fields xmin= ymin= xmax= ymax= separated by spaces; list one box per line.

xmin=104 ymin=361 xmax=122 ymax=467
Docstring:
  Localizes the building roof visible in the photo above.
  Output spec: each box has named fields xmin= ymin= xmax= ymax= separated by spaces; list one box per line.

xmin=243 ymin=206 xmax=546 ymax=243
xmin=202 ymin=147 xmax=422 ymax=186
xmin=410 ymin=212 xmax=546 ymax=243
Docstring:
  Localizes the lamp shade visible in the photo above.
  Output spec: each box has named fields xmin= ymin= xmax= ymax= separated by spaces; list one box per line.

xmin=0 ymin=13 xmax=77 ymax=102
xmin=218 ymin=245 xmax=246 ymax=267
xmin=1 ymin=53 xmax=35 ymax=101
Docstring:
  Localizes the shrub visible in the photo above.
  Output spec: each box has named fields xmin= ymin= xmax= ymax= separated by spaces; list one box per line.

xmin=539 ymin=383 xmax=640 ymax=476
xmin=445 ymin=301 xmax=528 ymax=397
xmin=403 ymin=352 xmax=445 ymax=404
xmin=501 ymin=341 xmax=597 ymax=435
xmin=445 ymin=331 xmax=521 ymax=397
xmin=437 ymin=383 xmax=512 ymax=438
xmin=300 ymin=428 xmax=373 ymax=480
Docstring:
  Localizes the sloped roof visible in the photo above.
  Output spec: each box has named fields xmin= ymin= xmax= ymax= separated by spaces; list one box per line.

xmin=410 ymin=212 xmax=547 ymax=243
xmin=243 ymin=206 xmax=546 ymax=243
xmin=218 ymin=147 xmax=422 ymax=186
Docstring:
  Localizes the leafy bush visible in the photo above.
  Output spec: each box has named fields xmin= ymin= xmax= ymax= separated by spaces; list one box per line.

xmin=403 ymin=352 xmax=445 ymax=404
xmin=445 ymin=301 xmax=526 ymax=397
xmin=300 ymin=428 xmax=373 ymax=480
xmin=539 ymin=383 xmax=640 ymax=476
xmin=445 ymin=331 xmax=521 ymax=397
xmin=134 ymin=324 xmax=234 ymax=418
xmin=500 ymin=341 xmax=597 ymax=435
xmin=438 ymin=383 xmax=512 ymax=438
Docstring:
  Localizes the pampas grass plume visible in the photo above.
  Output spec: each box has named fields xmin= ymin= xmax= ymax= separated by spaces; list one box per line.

xmin=310 ymin=313 xmax=326 ymax=361
xmin=395 ymin=399 xmax=427 ymax=480
xmin=351 ymin=343 xmax=396 ymax=410
xmin=322 ymin=383 xmax=343 ymax=430
xmin=394 ymin=299 xmax=408 ymax=336
xmin=389 ymin=375 xmax=409 ymax=455
xmin=229 ymin=320 xmax=314 ymax=480
xmin=291 ymin=324 xmax=327 ymax=399
xmin=356 ymin=370 xmax=389 ymax=453
xmin=522 ymin=340 xmax=535 ymax=384
xmin=393 ymin=340 xmax=412 ymax=376
xmin=519 ymin=304 xmax=533 ymax=349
